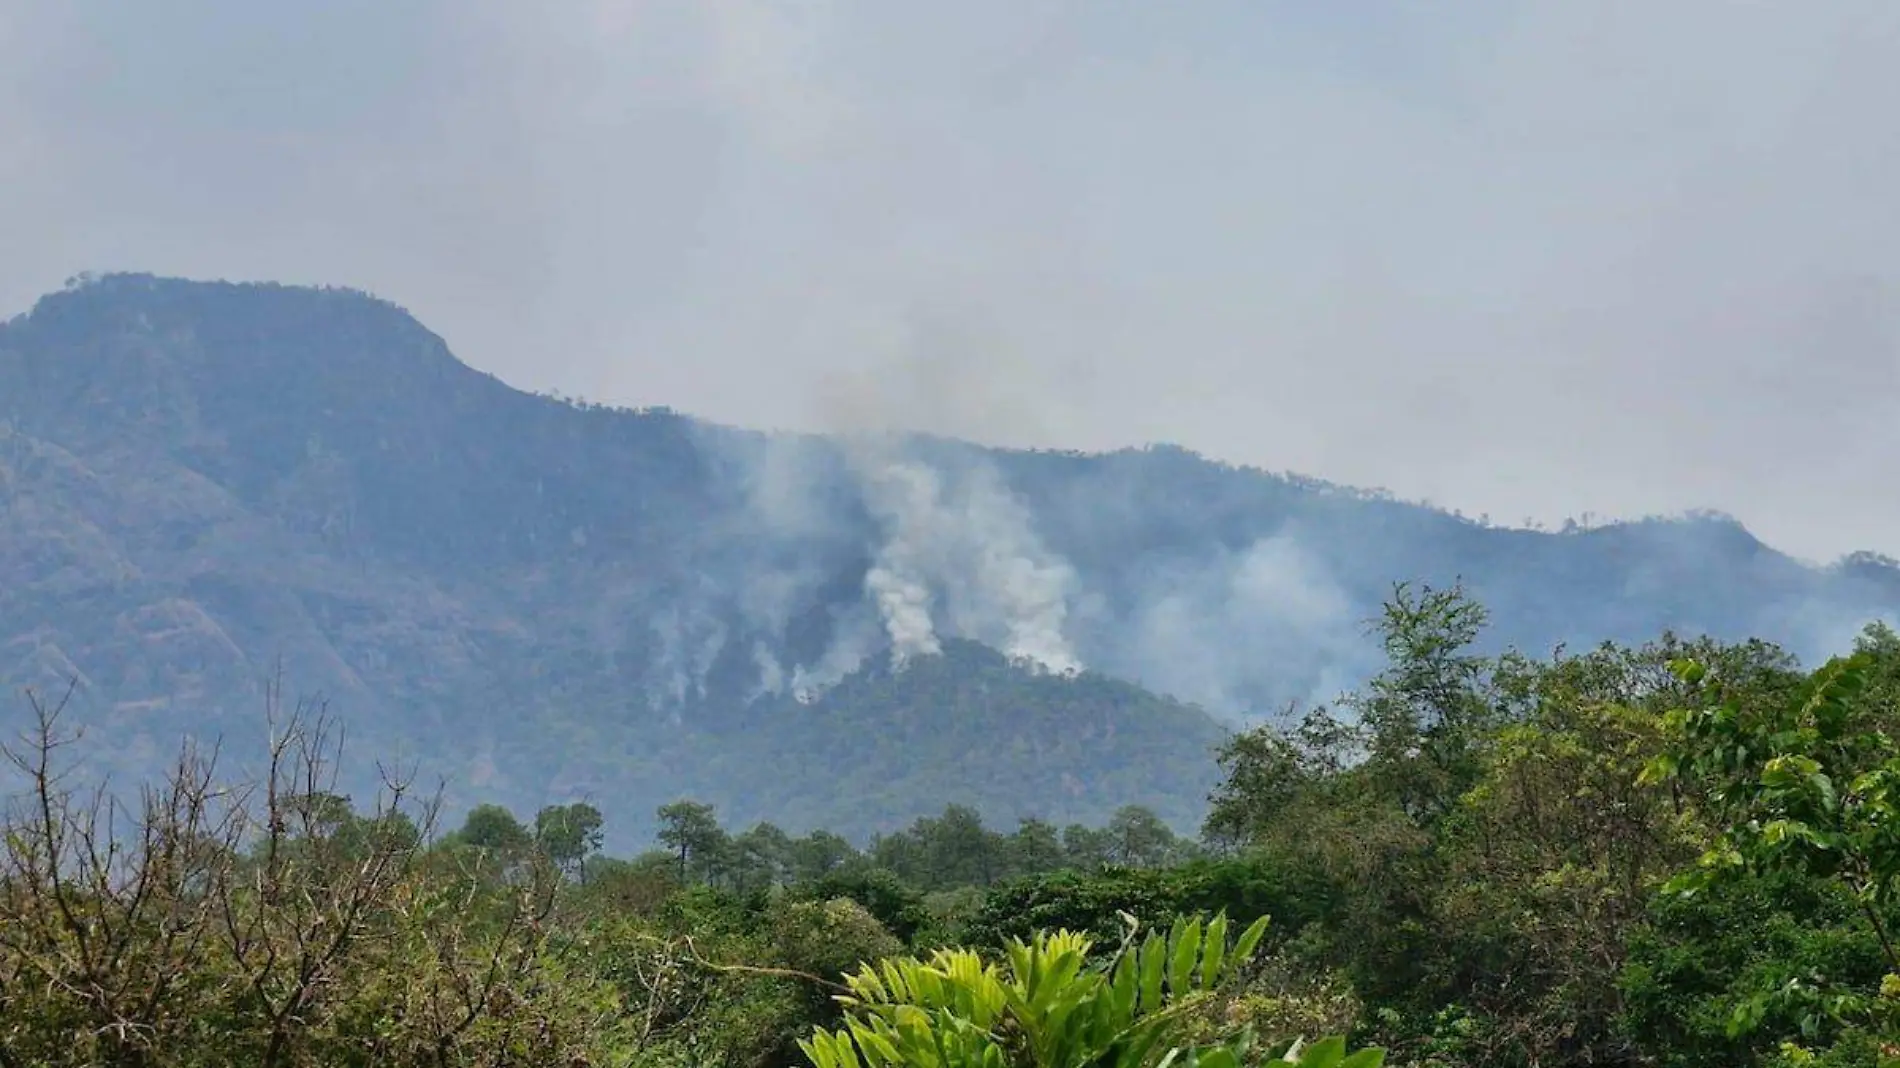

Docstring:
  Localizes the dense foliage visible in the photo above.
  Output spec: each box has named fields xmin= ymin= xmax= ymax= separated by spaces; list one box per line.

xmin=1187 ymin=585 xmax=1900 ymax=1067
xmin=10 ymin=581 xmax=1900 ymax=1065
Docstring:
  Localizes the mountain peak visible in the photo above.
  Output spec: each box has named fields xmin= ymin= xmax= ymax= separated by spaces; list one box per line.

xmin=25 ymin=271 xmax=419 ymax=327
xmin=0 ymin=273 xmax=715 ymax=569
xmin=6 ymin=272 xmax=474 ymax=394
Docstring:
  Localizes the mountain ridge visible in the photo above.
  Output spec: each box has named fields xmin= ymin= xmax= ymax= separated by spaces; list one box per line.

xmin=3 ymin=272 xmax=1895 ymax=845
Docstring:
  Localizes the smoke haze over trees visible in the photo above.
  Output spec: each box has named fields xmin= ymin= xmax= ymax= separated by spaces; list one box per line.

xmin=2 ymin=275 xmax=1898 ymax=847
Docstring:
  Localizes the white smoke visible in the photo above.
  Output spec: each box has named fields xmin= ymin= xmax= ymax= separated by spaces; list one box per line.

xmin=941 ymin=463 xmax=1081 ymax=674
xmin=791 ymin=603 xmax=883 ymax=700
xmin=851 ymin=446 xmax=1082 ymax=674
xmin=859 ymin=459 xmax=948 ymax=663
xmin=646 ymin=602 xmax=728 ymax=715
xmin=728 ymin=429 xmax=1086 ymax=695
xmin=749 ymin=641 xmax=786 ymax=699
xmin=1106 ymin=534 xmax=1363 ymax=715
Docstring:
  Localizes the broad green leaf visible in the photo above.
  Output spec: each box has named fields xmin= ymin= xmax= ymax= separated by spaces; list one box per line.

xmin=1339 ymin=1048 xmax=1387 ymax=1068
xmin=848 ymin=1022 xmax=901 ymax=1065
xmin=1810 ymin=772 xmax=1839 ymax=813
xmin=1295 ymin=1034 xmax=1348 ymax=1068
xmin=1139 ymin=930 xmax=1166 ymax=1013
xmin=1225 ymin=915 xmax=1271 ymax=983
xmin=1169 ymin=914 xmax=1203 ymax=994
xmin=1109 ymin=947 xmax=1139 ymax=1023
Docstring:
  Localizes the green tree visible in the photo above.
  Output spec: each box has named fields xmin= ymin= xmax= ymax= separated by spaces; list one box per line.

xmin=566 ymin=853 xmax=681 ymax=918
xmin=772 ymin=897 xmax=906 ymax=990
xmin=1347 ymin=581 xmax=1500 ymax=828
xmin=1007 ymin=817 xmax=1067 ymax=878
xmin=458 ymin=802 xmax=533 ymax=853
xmin=534 ymin=801 xmax=605 ymax=880
xmin=873 ymin=805 xmax=1006 ymax=889
xmin=790 ymin=829 xmax=862 ymax=882
xmin=656 ymin=799 xmax=727 ymax=884
xmin=733 ymin=821 xmax=794 ymax=891
xmin=1434 ymin=645 xmax=1699 ymax=1066
xmin=801 ymin=867 xmax=932 ymax=944
xmin=957 ymin=859 xmax=1317 ymax=951
xmin=1106 ymin=805 xmax=1179 ymax=869
xmin=1202 ymin=725 xmax=1319 ymax=852
xmin=1647 ymin=651 xmax=1900 ymax=1062
xmin=921 ymin=804 xmax=1004 ymax=887
xmin=1062 ymin=824 xmax=1113 ymax=871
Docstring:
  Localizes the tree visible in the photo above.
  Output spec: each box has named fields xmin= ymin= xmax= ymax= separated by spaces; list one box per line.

xmin=535 ymin=801 xmax=605 ymax=880
xmin=956 ymin=859 xmax=1312 ymax=951
xmin=1105 ymin=805 xmax=1178 ymax=868
xmin=1007 ymin=816 xmax=1067 ymax=878
xmin=919 ymin=804 xmax=1003 ymax=886
xmin=790 ymin=829 xmax=861 ymax=882
xmin=1647 ymin=652 xmax=1900 ymax=1061
xmin=770 ymin=897 xmax=904 ymax=991
xmin=1432 ymin=642 xmax=1699 ymax=1066
xmin=0 ymin=688 xmax=625 ymax=1067
xmin=567 ymin=854 xmax=680 ymax=918
xmin=732 ymin=821 xmax=793 ymax=891
xmin=1202 ymin=723 xmax=1320 ymax=851
xmin=1062 ymin=824 xmax=1113 ymax=870
xmin=459 ymin=802 xmax=532 ymax=853
xmin=870 ymin=805 xmax=1008 ymax=889
xmin=1346 ymin=581 xmax=1499 ymax=828
xmin=800 ymin=867 xmax=931 ymax=944
xmin=656 ymin=799 xmax=726 ymax=884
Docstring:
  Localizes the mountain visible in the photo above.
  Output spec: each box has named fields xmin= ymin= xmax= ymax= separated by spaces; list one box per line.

xmin=665 ymin=639 xmax=1226 ymax=838
xmin=2 ymin=273 xmax=1896 ymax=846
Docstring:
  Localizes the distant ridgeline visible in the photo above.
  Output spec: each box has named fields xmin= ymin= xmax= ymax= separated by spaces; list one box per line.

xmin=1 ymin=272 xmax=1896 ymax=847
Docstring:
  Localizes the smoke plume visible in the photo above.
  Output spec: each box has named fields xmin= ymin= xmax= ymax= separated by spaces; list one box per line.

xmin=858 ymin=458 xmax=948 ymax=663
xmin=848 ymin=442 xmax=1082 ymax=674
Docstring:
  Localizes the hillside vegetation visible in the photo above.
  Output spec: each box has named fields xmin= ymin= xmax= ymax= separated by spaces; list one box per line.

xmin=6 ymin=583 xmax=1900 ymax=1066
xmin=3 ymin=273 xmax=1898 ymax=846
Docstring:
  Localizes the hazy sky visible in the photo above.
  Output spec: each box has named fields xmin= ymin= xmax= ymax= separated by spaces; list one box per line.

xmin=4 ymin=1 xmax=1899 ymax=561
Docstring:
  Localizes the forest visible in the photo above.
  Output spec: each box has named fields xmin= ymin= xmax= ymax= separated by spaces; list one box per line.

xmin=4 ymin=582 xmax=1898 ymax=1067
xmin=11 ymin=275 xmax=1900 ymax=848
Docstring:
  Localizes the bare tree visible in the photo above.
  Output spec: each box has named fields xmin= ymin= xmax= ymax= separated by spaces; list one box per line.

xmin=0 ymin=679 xmax=621 ymax=1067
xmin=0 ymin=682 xmax=246 ymax=1066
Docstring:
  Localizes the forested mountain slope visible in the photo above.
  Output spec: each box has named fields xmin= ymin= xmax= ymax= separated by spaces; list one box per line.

xmin=1 ymin=273 xmax=1893 ymax=843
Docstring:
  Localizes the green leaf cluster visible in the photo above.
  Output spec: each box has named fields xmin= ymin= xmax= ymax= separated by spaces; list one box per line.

xmin=802 ymin=912 xmax=1379 ymax=1068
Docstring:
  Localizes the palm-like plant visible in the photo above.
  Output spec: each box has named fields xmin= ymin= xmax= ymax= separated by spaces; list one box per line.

xmin=799 ymin=912 xmax=1383 ymax=1068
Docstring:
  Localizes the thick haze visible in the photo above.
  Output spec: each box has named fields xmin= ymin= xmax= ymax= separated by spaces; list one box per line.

xmin=4 ymin=1 xmax=1899 ymax=560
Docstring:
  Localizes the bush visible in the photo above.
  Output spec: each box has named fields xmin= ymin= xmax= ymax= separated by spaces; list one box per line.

xmin=793 ymin=866 xmax=931 ymax=944
xmin=956 ymin=858 xmax=1323 ymax=951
